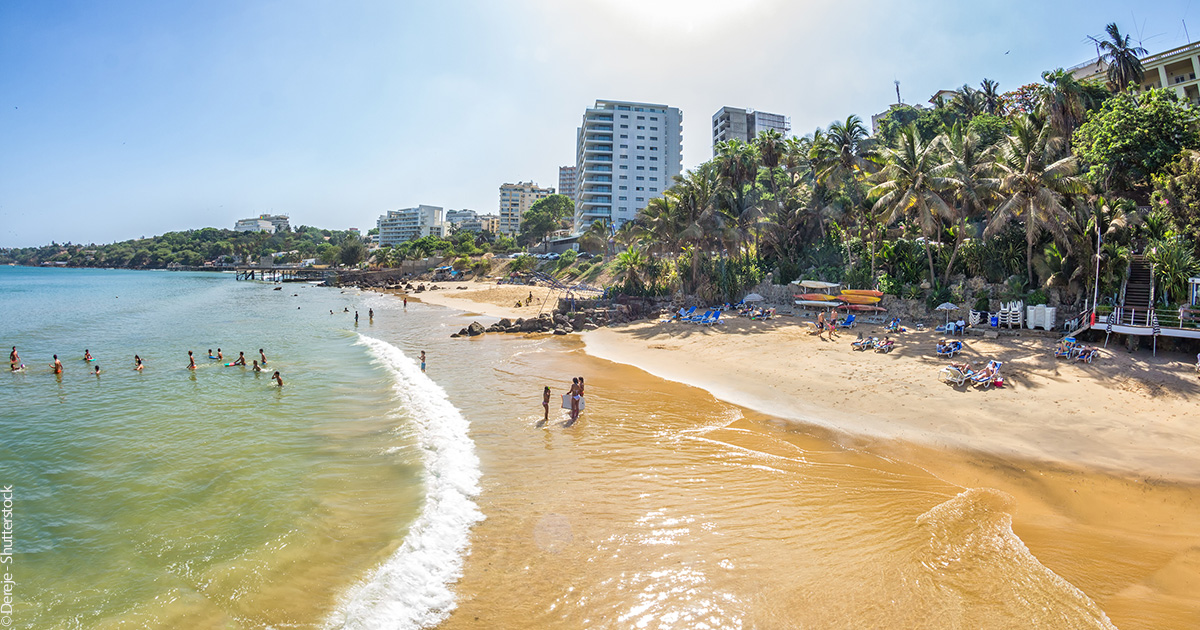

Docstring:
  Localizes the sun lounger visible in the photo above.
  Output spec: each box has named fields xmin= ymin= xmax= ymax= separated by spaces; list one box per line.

xmin=971 ymin=360 xmax=1002 ymax=388
xmin=940 ymin=364 xmax=974 ymax=386
xmin=704 ymin=311 xmax=722 ymax=326
xmin=1075 ymin=348 xmax=1097 ymax=363
xmin=874 ymin=339 xmax=895 ymax=353
xmin=936 ymin=340 xmax=963 ymax=357
xmin=687 ymin=309 xmax=715 ymax=324
xmin=693 ymin=310 xmax=718 ymax=325
xmin=839 ymin=314 xmax=857 ymax=329
xmin=851 ymin=336 xmax=876 ymax=351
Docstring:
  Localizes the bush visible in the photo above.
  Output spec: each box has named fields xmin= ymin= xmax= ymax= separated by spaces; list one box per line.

xmin=973 ymin=295 xmax=991 ymax=311
xmin=1026 ymin=289 xmax=1048 ymax=306
xmin=576 ymin=262 xmax=592 ymax=274
xmin=510 ymin=254 xmax=537 ymax=273
xmin=471 ymin=259 xmax=492 ymax=275
xmin=452 ymin=256 xmax=470 ymax=271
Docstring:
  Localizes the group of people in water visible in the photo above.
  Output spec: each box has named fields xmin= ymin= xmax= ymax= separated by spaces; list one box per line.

xmin=538 ymin=376 xmax=585 ymax=427
xmin=10 ymin=345 xmax=282 ymax=386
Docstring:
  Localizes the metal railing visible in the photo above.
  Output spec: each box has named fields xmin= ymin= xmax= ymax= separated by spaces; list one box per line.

xmin=1094 ymin=305 xmax=1200 ymax=330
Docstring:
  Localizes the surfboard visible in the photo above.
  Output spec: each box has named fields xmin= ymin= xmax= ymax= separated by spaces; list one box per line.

xmin=561 ymin=394 xmax=585 ymax=410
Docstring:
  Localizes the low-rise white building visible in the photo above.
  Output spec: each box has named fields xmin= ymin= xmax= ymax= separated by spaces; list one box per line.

xmin=234 ymin=214 xmax=290 ymax=233
xmin=377 ymin=206 xmax=445 ymax=246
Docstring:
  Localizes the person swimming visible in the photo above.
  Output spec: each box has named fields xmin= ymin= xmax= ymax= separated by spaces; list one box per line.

xmin=271 ymin=371 xmax=283 ymax=387
xmin=187 ymin=351 xmax=197 ymax=370
xmin=134 ymin=355 xmax=143 ymax=371
xmin=93 ymin=365 xmax=101 ymax=376
xmin=252 ymin=359 xmax=263 ymax=372
xmin=216 ymin=348 xmax=223 ymax=361
xmin=259 ymin=349 xmax=268 ymax=366
xmin=231 ymin=352 xmax=246 ymax=366
xmin=51 ymin=355 xmax=63 ymax=374
xmin=83 ymin=349 xmax=92 ymax=362
xmin=207 ymin=349 xmax=216 ymax=359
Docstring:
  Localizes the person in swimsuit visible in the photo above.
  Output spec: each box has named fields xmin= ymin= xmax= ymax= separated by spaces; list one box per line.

xmin=259 ymin=349 xmax=268 ymax=366
xmin=83 ymin=349 xmax=92 ymax=362
xmin=51 ymin=355 xmax=63 ymax=374
xmin=93 ymin=365 xmax=101 ymax=376
xmin=272 ymin=371 xmax=283 ymax=387
xmin=403 ymin=297 xmax=408 ymax=308
xmin=216 ymin=349 xmax=223 ymax=361
xmin=564 ymin=378 xmax=580 ymax=426
xmin=231 ymin=352 xmax=246 ymax=366
xmin=134 ymin=355 xmax=144 ymax=371
xmin=9 ymin=346 xmax=19 ymax=370
xmin=187 ymin=351 xmax=197 ymax=370
xmin=542 ymin=386 xmax=551 ymax=422
xmin=420 ymin=351 xmax=426 ymax=372
xmin=207 ymin=349 xmax=216 ymax=359
xmin=816 ymin=312 xmax=826 ymax=338
xmin=252 ymin=360 xmax=263 ymax=372
xmin=368 ymin=308 xmax=374 ymax=320
xmin=355 ymin=310 xmax=359 ymax=323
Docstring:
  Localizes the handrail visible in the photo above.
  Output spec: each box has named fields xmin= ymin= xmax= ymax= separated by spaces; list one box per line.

xmin=1095 ymin=304 xmax=1200 ymax=330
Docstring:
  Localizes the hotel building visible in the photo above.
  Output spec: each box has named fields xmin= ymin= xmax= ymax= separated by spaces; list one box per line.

xmin=234 ymin=214 xmax=290 ymax=233
xmin=498 ymin=181 xmax=554 ymax=236
xmin=376 ymin=205 xmax=445 ymax=246
xmin=1070 ymin=40 xmax=1200 ymax=106
xmin=573 ymin=99 xmax=683 ymax=232
xmin=711 ymin=107 xmax=789 ymax=154
xmin=558 ymin=165 xmax=578 ymax=202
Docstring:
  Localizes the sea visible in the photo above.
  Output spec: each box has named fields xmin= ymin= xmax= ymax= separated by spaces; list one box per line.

xmin=1 ymin=266 xmax=1195 ymax=629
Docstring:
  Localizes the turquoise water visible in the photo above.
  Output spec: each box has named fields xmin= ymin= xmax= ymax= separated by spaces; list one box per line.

xmin=0 ymin=267 xmax=480 ymax=628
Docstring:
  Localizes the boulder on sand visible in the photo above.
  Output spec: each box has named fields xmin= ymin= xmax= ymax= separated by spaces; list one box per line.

xmin=467 ymin=322 xmax=485 ymax=336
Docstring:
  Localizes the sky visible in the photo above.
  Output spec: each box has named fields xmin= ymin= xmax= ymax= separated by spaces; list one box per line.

xmin=2 ymin=0 xmax=1197 ymax=247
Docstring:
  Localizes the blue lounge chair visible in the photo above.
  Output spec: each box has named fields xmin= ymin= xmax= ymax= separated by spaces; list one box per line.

xmin=687 ymin=309 xmax=715 ymax=323
xmin=675 ymin=306 xmax=696 ymax=322
xmin=704 ymin=311 xmax=723 ymax=326
xmin=839 ymin=314 xmax=857 ymax=329
xmin=692 ymin=310 xmax=717 ymax=325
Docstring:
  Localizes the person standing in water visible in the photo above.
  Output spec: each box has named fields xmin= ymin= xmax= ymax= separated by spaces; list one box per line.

xmin=93 ymin=365 xmax=101 ymax=376
xmin=51 ymin=355 xmax=63 ymax=374
xmin=420 ymin=351 xmax=426 ymax=372
xmin=368 ymin=308 xmax=374 ymax=320
xmin=9 ymin=346 xmax=19 ymax=370
xmin=187 ymin=351 xmax=197 ymax=370
xmin=134 ymin=355 xmax=144 ymax=371
xmin=355 ymin=310 xmax=359 ymax=324
xmin=252 ymin=360 xmax=263 ymax=372
xmin=403 ymin=297 xmax=408 ymax=308
xmin=231 ymin=352 xmax=246 ymax=366
xmin=216 ymin=348 xmax=223 ymax=361
xmin=259 ymin=349 xmax=268 ymax=366
xmin=564 ymin=378 xmax=580 ymax=426
xmin=83 ymin=349 xmax=92 ymax=362
xmin=207 ymin=349 xmax=216 ymax=359
xmin=542 ymin=386 xmax=551 ymax=423
xmin=271 ymin=371 xmax=283 ymax=387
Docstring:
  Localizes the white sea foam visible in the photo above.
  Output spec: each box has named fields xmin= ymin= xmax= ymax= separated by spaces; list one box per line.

xmin=325 ymin=335 xmax=484 ymax=630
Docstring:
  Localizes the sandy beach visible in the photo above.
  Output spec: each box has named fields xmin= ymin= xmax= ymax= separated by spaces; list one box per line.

xmin=417 ymin=281 xmax=1200 ymax=483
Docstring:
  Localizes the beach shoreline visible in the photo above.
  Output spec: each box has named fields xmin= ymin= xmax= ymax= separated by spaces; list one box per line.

xmin=408 ymin=281 xmax=1200 ymax=484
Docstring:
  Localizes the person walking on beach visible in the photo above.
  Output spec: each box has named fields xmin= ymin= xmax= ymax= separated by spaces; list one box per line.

xmin=187 ymin=351 xmax=197 ymax=370
xmin=51 ymin=355 xmax=63 ymax=374
xmin=259 ymin=349 xmax=268 ymax=366
xmin=420 ymin=351 xmax=426 ymax=372
xmin=816 ymin=312 xmax=827 ymax=339
xmin=272 ymin=371 xmax=284 ymax=387
xmin=231 ymin=352 xmax=246 ymax=366
xmin=134 ymin=355 xmax=143 ymax=371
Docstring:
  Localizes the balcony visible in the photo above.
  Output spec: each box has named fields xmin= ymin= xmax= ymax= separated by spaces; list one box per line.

xmin=586 ymin=175 xmax=612 ymax=182
xmin=587 ymin=155 xmax=613 ymax=162
xmin=585 ymin=185 xmax=612 ymax=193
xmin=586 ymin=135 xmax=613 ymax=142
xmin=583 ymin=164 xmax=612 ymax=172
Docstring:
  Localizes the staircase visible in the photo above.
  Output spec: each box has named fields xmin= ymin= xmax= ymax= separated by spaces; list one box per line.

xmin=1123 ymin=255 xmax=1153 ymax=309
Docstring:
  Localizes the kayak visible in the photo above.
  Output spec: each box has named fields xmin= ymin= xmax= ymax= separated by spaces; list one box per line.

xmin=838 ymin=293 xmax=882 ymax=304
xmin=841 ymin=289 xmax=884 ymax=297
xmin=838 ymin=304 xmax=887 ymax=312
xmin=795 ymin=299 xmax=839 ymax=307
xmin=793 ymin=280 xmax=840 ymax=290
xmin=795 ymin=293 xmax=839 ymax=301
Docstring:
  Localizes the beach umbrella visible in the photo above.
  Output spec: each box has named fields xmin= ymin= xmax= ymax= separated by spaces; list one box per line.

xmin=1104 ymin=310 xmax=1114 ymax=347
xmin=934 ymin=302 xmax=958 ymax=325
xmin=743 ymin=293 xmax=765 ymax=302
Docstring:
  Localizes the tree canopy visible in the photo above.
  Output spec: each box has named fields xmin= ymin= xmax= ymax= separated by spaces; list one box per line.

xmin=517 ymin=194 xmax=575 ymax=245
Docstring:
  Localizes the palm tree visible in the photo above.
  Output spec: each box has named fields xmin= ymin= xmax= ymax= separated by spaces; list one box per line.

xmin=980 ymin=79 xmax=1003 ymax=115
xmin=613 ymin=245 xmax=649 ymax=292
xmin=953 ymin=85 xmax=983 ymax=119
xmin=671 ymin=164 xmax=723 ymax=289
xmin=714 ymin=139 xmax=762 ymax=253
xmin=936 ymin=124 xmax=997 ymax=283
xmin=1040 ymin=69 xmax=1102 ymax=141
xmin=985 ymin=116 xmax=1088 ymax=286
xmin=578 ymin=219 xmax=611 ymax=255
xmin=818 ymin=115 xmax=875 ymax=186
xmin=1090 ymin=23 xmax=1148 ymax=92
xmin=870 ymin=125 xmax=955 ymax=286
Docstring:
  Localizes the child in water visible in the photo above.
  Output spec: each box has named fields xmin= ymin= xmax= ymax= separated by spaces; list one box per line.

xmin=93 ymin=365 xmax=101 ymax=376
xmin=272 ymin=371 xmax=284 ymax=387
xmin=83 ymin=349 xmax=93 ymax=362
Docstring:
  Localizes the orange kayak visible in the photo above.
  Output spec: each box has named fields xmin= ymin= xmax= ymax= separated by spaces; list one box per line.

xmin=838 ymin=293 xmax=882 ymax=304
xmin=795 ymin=293 xmax=838 ymax=301
xmin=841 ymin=289 xmax=884 ymax=297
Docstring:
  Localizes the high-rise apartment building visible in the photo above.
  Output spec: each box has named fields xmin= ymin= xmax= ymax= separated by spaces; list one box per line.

xmin=558 ymin=166 xmax=578 ymax=202
xmin=711 ymin=107 xmax=790 ymax=154
xmin=376 ymin=205 xmax=445 ymax=246
xmin=498 ymin=181 xmax=554 ymax=236
xmin=573 ymin=99 xmax=683 ymax=232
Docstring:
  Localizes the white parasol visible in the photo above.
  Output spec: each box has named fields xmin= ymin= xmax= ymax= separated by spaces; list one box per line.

xmin=935 ymin=302 xmax=959 ymax=325
xmin=743 ymin=293 xmax=765 ymax=302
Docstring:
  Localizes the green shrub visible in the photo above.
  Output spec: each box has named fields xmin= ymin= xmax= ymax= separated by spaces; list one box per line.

xmin=973 ymin=295 xmax=991 ymax=311
xmin=471 ymin=259 xmax=492 ymax=275
xmin=1026 ymin=289 xmax=1048 ymax=306
xmin=452 ymin=256 xmax=470 ymax=271
xmin=576 ymin=262 xmax=592 ymax=274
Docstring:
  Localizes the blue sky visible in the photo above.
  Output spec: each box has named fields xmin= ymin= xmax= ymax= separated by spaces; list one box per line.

xmin=1 ymin=0 xmax=1196 ymax=247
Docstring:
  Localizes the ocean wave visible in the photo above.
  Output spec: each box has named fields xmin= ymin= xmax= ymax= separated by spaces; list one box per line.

xmin=325 ymin=335 xmax=484 ymax=630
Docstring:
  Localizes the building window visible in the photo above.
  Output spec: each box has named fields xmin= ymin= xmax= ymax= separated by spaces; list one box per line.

xmin=620 ymin=134 xmax=628 ymax=138
xmin=650 ymin=126 xmax=658 ymax=131
xmin=636 ymin=197 xmax=644 ymax=202
xmin=650 ymin=137 xmax=657 ymax=141
xmin=650 ymin=177 xmax=658 ymax=181
xmin=637 ymin=125 xmax=645 ymax=130
xmin=637 ymin=156 xmax=645 ymax=160
xmin=650 ymin=157 xmax=657 ymax=161
xmin=620 ymin=155 xmax=628 ymax=159
xmin=636 ymin=176 xmax=644 ymax=180
xmin=620 ymin=124 xmax=628 ymax=128
xmin=650 ymin=116 xmax=658 ymax=121
xmin=620 ymin=144 xmax=628 ymax=148
xmin=637 ymin=135 xmax=645 ymax=140
xmin=650 ymin=167 xmax=658 ymax=171
xmin=637 ymin=166 xmax=645 ymax=170
xmin=650 ymin=187 xmax=658 ymax=192
xmin=619 ymin=175 xmax=628 ymax=179
xmin=619 ymin=185 xmax=627 ymax=190
xmin=637 ymin=115 xmax=645 ymax=120
xmin=650 ymin=147 xmax=657 ymax=151
xmin=619 ymin=165 xmax=628 ymax=169
xmin=619 ymin=196 xmax=627 ymax=200
xmin=636 ymin=186 xmax=644 ymax=191
xmin=620 ymin=114 xmax=628 ymax=118
xmin=637 ymin=145 xmax=644 ymax=150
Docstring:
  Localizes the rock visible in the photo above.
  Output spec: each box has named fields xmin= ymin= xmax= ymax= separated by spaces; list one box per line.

xmin=499 ymin=318 xmax=513 ymax=328
xmin=486 ymin=324 xmax=504 ymax=333
xmin=457 ymin=327 xmax=469 ymax=336
xmin=505 ymin=326 xmax=521 ymax=333
xmin=553 ymin=327 xmax=567 ymax=335
xmin=450 ymin=333 xmax=461 ymax=338
xmin=582 ymin=323 xmax=599 ymax=330
xmin=467 ymin=322 xmax=485 ymax=336
xmin=520 ymin=319 xmax=539 ymax=332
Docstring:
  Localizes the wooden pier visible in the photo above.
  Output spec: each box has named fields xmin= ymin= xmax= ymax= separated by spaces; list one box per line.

xmin=233 ymin=266 xmax=329 ymax=282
